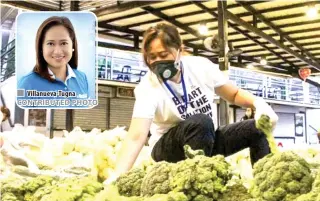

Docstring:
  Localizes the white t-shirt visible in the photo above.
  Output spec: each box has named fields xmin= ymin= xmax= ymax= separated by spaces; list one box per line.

xmin=132 ymin=56 xmax=228 ymax=149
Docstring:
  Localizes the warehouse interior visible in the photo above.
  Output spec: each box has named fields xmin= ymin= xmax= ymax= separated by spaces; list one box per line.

xmin=1 ymin=1 xmax=320 ymax=200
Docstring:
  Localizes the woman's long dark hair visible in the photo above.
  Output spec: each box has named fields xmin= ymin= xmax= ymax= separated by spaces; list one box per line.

xmin=33 ymin=16 xmax=78 ymax=82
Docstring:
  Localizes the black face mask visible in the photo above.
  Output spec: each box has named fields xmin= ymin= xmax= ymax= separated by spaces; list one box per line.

xmin=151 ymin=60 xmax=179 ymax=81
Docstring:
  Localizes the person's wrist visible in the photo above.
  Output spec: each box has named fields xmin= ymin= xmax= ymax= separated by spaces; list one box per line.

xmin=253 ymin=97 xmax=265 ymax=109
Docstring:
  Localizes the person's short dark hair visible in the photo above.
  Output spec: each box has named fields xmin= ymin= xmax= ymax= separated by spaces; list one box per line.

xmin=34 ymin=16 xmax=78 ymax=82
xmin=142 ymin=23 xmax=182 ymax=68
xmin=1 ymin=106 xmax=10 ymax=122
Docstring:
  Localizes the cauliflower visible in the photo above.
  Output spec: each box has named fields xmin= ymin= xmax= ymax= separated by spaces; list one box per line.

xmin=169 ymin=153 xmax=232 ymax=201
xmin=250 ymin=151 xmax=313 ymax=201
xmin=141 ymin=161 xmax=172 ymax=196
xmin=116 ymin=168 xmax=146 ymax=196
xmin=255 ymin=114 xmax=279 ymax=154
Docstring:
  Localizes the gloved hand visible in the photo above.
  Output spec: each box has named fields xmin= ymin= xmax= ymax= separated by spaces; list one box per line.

xmin=253 ymin=97 xmax=278 ymax=129
xmin=103 ymin=172 xmax=120 ymax=186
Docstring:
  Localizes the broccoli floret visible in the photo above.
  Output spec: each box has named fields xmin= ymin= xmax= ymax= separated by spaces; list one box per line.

xmin=1 ymin=192 xmax=24 ymax=201
xmin=255 ymin=115 xmax=279 ymax=154
xmin=143 ymin=191 xmax=189 ymax=201
xmin=93 ymin=185 xmax=143 ymax=201
xmin=116 ymin=168 xmax=146 ymax=196
xmin=23 ymin=175 xmax=53 ymax=192
xmin=244 ymin=199 xmax=266 ymax=201
xmin=184 ymin=144 xmax=205 ymax=159
xmin=141 ymin=161 xmax=172 ymax=196
xmin=24 ymin=176 xmax=102 ymax=201
xmin=76 ymin=193 xmax=95 ymax=201
xmin=250 ymin=151 xmax=313 ymax=201
xmin=313 ymin=170 xmax=320 ymax=191
xmin=0 ymin=173 xmax=30 ymax=201
xmin=169 ymin=154 xmax=232 ymax=201
xmin=296 ymin=170 xmax=320 ymax=201
xmin=219 ymin=182 xmax=253 ymax=201
xmin=0 ymin=174 xmax=30 ymax=194
xmin=295 ymin=192 xmax=320 ymax=201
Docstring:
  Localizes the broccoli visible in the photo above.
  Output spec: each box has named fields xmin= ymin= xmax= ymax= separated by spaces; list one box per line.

xmin=250 ymin=151 xmax=313 ymax=201
xmin=1 ymin=192 xmax=24 ymax=201
xmin=37 ymin=176 xmax=103 ymax=201
xmin=218 ymin=182 xmax=253 ymax=201
xmin=141 ymin=161 xmax=172 ymax=196
xmin=313 ymin=169 xmax=320 ymax=191
xmin=0 ymin=173 xmax=30 ymax=201
xmin=295 ymin=192 xmax=320 ymax=201
xmin=94 ymin=184 xmax=188 ymax=201
xmin=184 ymin=145 xmax=205 ymax=159
xmin=0 ymin=174 xmax=29 ymax=194
xmin=23 ymin=175 xmax=53 ymax=192
xmin=116 ymin=168 xmax=146 ymax=196
xmin=143 ymin=191 xmax=189 ymax=201
xmin=169 ymin=154 xmax=232 ymax=201
xmin=22 ymin=175 xmax=102 ymax=201
xmin=93 ymin=185 xmax=143 ymax=201
xmin=295 ymin=169 xmax=320 ymax=201
xmin=255 ymin=115 xmax=279 ymax=154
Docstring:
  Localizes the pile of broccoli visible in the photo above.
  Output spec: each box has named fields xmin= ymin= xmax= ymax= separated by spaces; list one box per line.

xmin=112 ymin=145 xmax=232 ymax=201
xmin=250 ymin=151 xmax=314 ymax=201
xmin=0 ymin=171 xmax=103 ymax=201
xmin=94 ymin=184 xmax=189 ymax=201
xmin=295 ymin=170 xmax=320 ymax=201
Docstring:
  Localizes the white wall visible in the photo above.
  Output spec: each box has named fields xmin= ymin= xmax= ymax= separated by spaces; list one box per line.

xmin=306 ymin=109 xmax=320 ymax=144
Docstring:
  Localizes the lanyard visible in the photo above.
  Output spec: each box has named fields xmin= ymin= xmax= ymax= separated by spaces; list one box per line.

xmin=164 ymin=67 xmax=188 ymax=115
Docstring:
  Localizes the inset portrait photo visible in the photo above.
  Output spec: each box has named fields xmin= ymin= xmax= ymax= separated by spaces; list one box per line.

xmin=16 ymin=12 xmax=97 ymax=109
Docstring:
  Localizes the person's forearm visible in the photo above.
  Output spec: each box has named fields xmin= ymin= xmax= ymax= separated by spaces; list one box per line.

xmin=233 ymin=88 xmax=257 ymax=108
xmin=114 ymin=137 xmax=145 ymax=175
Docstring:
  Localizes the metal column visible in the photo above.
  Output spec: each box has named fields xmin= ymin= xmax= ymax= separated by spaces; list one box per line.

xmin=218 ymin=0 xmax=229 ymax=126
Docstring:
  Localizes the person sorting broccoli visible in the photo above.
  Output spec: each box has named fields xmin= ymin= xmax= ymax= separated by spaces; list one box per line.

xmin=105 ymin=23 xmax=278 ymax=184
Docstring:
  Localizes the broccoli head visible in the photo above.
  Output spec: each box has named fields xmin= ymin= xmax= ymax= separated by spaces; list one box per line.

xmin=141 ymin=161 xmax=172 ymax=196
xmin=169 ymin=154 xmax=232 ymax=201
xmin=184 ymin=144 xmax=205 ymax=159
xmin=250 ymin=151 xmax=313 ymax=201
xmin=296 ymin=170 xmax=320 ymax=201
xmin=218 ymin=182 xmax=253 ymax=201
xmin=255 ymin=115 xmax=279 ymax=154
xmin=116 ymin=168 xmax=146 ymax=196
xmin=93 ymin=185 xmax=143 ymax=201
xmin=143 ymin=191 xmax=189 ymax=201
xmin=23 ymin=175 xmax=53 ymax=192
xmin=0 ymin=173 xmax=30 ymax=201
xmin=1 ymin=192 xmax=24 ymax=201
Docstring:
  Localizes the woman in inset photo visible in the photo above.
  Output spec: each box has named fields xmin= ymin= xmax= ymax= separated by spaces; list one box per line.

xmin=18 ymin=16 xmax=89 ymax=99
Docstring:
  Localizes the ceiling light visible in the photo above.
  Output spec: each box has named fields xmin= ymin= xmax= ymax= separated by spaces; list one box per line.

xmin=307 ymin=6 xmax=318 ymax=19
xmin=260 ymin=58 xmax=267 ymax=65
xmin=247 ymin=64 xmax=254 ymax=69
xmin=198 ymin=24 xmax=208 ymax=35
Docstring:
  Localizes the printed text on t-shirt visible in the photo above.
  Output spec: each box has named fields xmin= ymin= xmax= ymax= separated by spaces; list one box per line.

xmin=171 ymin=87 xmax=213 ymax=119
